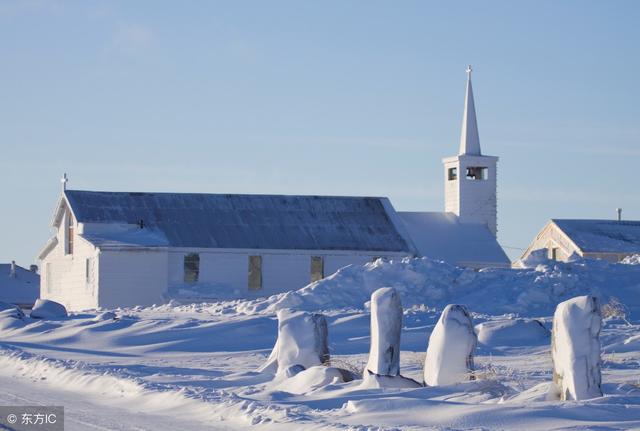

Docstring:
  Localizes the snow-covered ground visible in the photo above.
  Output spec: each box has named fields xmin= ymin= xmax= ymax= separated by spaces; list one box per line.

xmin=1 ymin=256 xmax=640 ymax=430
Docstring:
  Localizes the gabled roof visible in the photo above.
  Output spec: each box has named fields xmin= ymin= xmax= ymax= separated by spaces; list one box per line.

xmin=396 ymin=211 xmax=510 ymax=268
xmin=0 ymin=264 xmax=39 ymax=305
xmin=552 ymin=219 xmax=640 ymax=254
xmin=63 ymin=190 xmax=413 ymax=252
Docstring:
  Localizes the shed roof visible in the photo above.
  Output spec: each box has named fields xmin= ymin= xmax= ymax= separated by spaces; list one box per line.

xmin=0 ymin=264 xmax=39 ymax=305
xmin=396 ymin=211 xmax=511 ymax=268
xmin=64 ymin=190 xmax=412 ymax=252
xmin=552 ymin=219 xmax=640 ymax=254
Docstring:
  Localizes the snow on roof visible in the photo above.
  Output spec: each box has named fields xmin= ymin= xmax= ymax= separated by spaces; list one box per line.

xmin=64 ymin=190 xmax=412 ymax=252
xmin=553 ymin=219 xmax=640 ymax=254
xmin=0 ymin=264 xmax=39 ymax=305
xmin=396 ymin=212 xmax=510 ymax=268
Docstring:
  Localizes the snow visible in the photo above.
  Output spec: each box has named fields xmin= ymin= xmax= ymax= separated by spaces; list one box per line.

xmin=30 ymin=299 xmax=68 ymax=319
xmin=364 ymin=287 xmax=402 ymax=376
xmin=397 ymin=211 xmax=510 ymax=267
xmin=424 ymin=304 xmax=477 ymax=386
xmin=1 ymin=256 xmax=639 ymax=429
xmin=476 ymin=318 xmax=550 ymax=347
xmin=188 ymin=255 xmax=640 ymax=318
xmin=551 ymin=295 xmax=603 ymax=401
xmin=259 ymin=309 xmax=329 ymax=376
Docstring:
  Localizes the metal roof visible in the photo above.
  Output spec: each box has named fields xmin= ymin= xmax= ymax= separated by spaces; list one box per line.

xmin=552 ymin=219 xmax=640 ymax=254
xmin=64 ymin=190 xmax=412 ymax=252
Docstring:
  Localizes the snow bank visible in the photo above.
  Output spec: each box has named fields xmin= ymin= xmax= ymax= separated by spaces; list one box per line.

xmin=424 ymin=304 xmax=476 ymax=386
xmin=476 ymin=319 xmax=550 ymax=347
xmin=364 ymin=287 xmax=402 ymax=377
xmin=172 ymin=256 xmax=640 ymax=319
xmin=0 ymin=301 xmax=25 ymax=319
xmin=551 ymin=296 xmax=602 ymax=401
xmin=260 ymin=309 xmax=329 ymax=376
xmin=30 ymin=299 xmax=67 ymax=319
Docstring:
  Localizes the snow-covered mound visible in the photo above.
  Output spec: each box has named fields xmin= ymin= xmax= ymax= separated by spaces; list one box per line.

xmin=424 ymin=304 xmax=476 ymax=386
xmin=30 ymin=299 xmax=68 ymax=319
xmin=173 ymin=256 xmax=640 ymax=318
xmin=476 ymin=319 xmax=550 ymax=347
xmin=260 ymin=309 xmax=329 ymax=376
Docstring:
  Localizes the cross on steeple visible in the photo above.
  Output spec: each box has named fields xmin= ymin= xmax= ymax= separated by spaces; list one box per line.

xmin=466 ymin=65 xmax=472 ymax=78
xmin=61 ymin=173 xmax=68 ymax=191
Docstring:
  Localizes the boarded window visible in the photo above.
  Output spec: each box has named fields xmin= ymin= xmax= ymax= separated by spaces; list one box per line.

xmin=248 ymin=255 xmax=262 ymax=290
xmin=466 ymin=166 xmax=488 ymax=180
xmin=184 ymin=253 xmax=200 ymax=283
xmin=448 ymin=167 xmax=458 ymax=181
xmin=310 ymin=256 xmax=324 ymax=282
xmin=66 ymin=209 xmax=74 ymax=255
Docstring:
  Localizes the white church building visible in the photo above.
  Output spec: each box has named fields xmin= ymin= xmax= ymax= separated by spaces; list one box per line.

xmin=38 ymin=67 xmax=510 ymax=310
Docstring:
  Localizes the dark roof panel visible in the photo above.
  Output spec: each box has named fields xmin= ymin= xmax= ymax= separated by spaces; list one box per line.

xmin=65 ymin=190 xmax=411 ymax=252
xmin=552 ymin=219 xmax=640 ymax=253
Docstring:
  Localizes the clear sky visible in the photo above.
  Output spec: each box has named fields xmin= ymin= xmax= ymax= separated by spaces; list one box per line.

xmin=2 ymin=0 xmax=639 ymax=267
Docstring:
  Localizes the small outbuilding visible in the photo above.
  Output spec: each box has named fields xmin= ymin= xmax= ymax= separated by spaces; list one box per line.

xmin=0 ymin=261 xmax=39 ymax=308
xmin=520 ymin=219 xmax=640 ymax=264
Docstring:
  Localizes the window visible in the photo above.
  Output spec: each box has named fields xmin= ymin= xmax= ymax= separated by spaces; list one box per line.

xmin=85 ymin=258 xmax=94 ymax=284
xmin=549 ymin=247 xmax=559 ymax=261
xmin=248 ymin=255 xmax=262 ymax=290
xmin=310 ymin=256 xmax=324 ymax=282
xmin=448 ymin=167 xmax=458 ymax=181
xmin=66 ymin=209 xmax=74 ymax=255
xmin=46 ymin=263 xmax=53 ymax=294
xmin=184 ymin=253 xmax=200 ymax=283
xmin=466 ymin=166 xmax=488 ymax=180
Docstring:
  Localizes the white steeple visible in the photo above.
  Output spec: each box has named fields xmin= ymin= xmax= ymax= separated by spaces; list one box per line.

xmin=443 ymin=66 xmax=499 ymax=237
xmin=459 ymin=65 xmax=481 ymax=156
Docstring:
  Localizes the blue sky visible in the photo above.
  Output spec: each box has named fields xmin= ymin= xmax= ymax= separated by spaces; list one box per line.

xmin=2 ymin=0 xmax=639 ymax=266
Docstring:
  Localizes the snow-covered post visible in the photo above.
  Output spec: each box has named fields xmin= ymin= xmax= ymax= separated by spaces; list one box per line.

xmin=423 ymin=304 xmax=476 ymax=386
xmin=364 ymin=287 xmax=402 ymax=377
xmin=552 ymin=295 xmax=602 ymax=401
xmin=259 ymin=309 xmax=329 ymax=376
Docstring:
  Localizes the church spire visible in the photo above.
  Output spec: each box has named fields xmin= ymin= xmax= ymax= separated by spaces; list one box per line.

xmin=459 ymin=65 xmax=481 ymax=156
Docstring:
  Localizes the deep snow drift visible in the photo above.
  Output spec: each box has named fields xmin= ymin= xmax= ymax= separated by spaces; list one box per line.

xmin=173 ymin=254 xmax=640 ymax=318
xmin=0 ymin=255 xmax=639 ymax=430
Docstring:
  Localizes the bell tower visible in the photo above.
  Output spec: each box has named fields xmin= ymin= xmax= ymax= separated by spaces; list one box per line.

xmin=443 ymin=66 xmax=498 ymax=236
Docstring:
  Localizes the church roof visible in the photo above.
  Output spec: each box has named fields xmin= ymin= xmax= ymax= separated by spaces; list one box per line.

xmin=396 ymin=212 xmax=511 ymax=268
xmin=459 ymin=66 xmax=482 ymax=156
xmin=552 ymin=219 xmax=640 ymax=254
xmin=63 ymin=190 xmax=413 ymax=252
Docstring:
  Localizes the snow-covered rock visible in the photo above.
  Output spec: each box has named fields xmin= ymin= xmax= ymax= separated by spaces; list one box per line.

xmin=424 ymin=304 xmax=477 ymax=386
xmin=476 ymin=319 xmax=550 ymax=347
xmin=364 ymin=287 xmax=402 ymax=377
xmin=273 ymin=366 xmax=350 ymax=394
xmin=551 ymin=295 xmax=602 ymax=401
xmin=259 ymin=309 xmax=329 ymax=376
xmin=30 ymin=299 xmax=68 ymax=319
